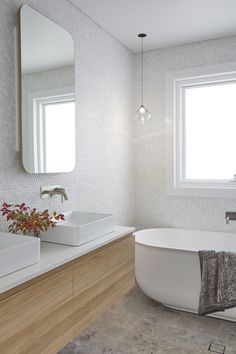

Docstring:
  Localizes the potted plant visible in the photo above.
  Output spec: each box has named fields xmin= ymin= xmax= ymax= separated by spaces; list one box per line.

xmin=0 ymin=202 xmax=64 ymax=237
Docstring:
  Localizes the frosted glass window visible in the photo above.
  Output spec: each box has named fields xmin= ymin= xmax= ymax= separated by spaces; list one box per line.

xmin=44 ymin=101 xmax=75 ymax=173
xmin=184 ymin=82 xmax=236 ymax=180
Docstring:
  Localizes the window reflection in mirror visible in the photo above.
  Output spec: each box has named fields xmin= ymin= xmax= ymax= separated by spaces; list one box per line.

xmin=20 ymin=5 xmax=75 ymax=173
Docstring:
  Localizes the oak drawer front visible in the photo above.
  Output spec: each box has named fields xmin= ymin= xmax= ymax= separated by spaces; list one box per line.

xmin=73 ymin=235 xmax=134 ymax=295
xmin=73 ymin=258 xmax=135 ymax=335
xmin=0 ymin=268 xmax=74 ymax=354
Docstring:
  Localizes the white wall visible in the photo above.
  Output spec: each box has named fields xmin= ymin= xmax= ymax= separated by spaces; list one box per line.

xmin=0 ymin=0 xmax=135 ymax=228
xmin=135 ymin=35 xmax=236 ymax=232
xmin=1 ymin=1 xmax=236 ymax=234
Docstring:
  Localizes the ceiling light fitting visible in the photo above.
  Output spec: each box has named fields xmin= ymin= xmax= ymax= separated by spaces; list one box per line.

xmin=135 ymin=33 xmax=151 ymax=125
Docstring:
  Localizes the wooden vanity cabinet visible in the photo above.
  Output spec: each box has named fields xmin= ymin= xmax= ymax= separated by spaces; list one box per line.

xmin=73 ymin=234 xmax=134 ymax=336
xmin=0 ymin=234 xmax=135 ymax=354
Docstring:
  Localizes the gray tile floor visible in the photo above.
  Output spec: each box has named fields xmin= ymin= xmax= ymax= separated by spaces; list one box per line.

xmin=58 ymin=287 xmax=236 ymax=354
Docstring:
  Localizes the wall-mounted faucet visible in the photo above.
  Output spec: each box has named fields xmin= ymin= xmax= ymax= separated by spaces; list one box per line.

xmin=225 ymin=211 xmax=236 ymax=224
xmin=40 ymin=185 xmax=68 ymax=203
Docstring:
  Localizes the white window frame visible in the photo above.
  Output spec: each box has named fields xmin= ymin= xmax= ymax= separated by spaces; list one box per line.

xmin=165 ymin=62 xmax=236 ymax=198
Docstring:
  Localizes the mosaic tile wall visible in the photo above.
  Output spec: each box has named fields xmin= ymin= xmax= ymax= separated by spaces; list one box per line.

xmin=0 ymin=0 xmax=135 ymax=229
xmin=1 ymin=1 xmax=236 ymax=233
xmin=134 ymin=35 xmax=236 ymax=232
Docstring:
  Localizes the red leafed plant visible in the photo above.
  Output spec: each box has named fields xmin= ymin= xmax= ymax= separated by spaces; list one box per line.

xmin=0 ymin=203 xmax=65 ymax=237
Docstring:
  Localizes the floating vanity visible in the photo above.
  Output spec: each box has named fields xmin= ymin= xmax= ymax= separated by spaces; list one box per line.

xmin=0 ymin=226 xmax=135 ymax=354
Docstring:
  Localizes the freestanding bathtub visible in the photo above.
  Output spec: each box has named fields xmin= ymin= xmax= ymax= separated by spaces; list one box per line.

xmin=135 ymin=228 xmax=236 ymax=322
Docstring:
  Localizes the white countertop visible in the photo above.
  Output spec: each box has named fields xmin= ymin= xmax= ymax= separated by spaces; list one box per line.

xmin=0 ymin=226 xmax=135 ymax=295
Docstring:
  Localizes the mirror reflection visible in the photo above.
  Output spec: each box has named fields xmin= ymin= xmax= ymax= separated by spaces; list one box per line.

xmin=20 ymin=5 xmax=75 ymax=173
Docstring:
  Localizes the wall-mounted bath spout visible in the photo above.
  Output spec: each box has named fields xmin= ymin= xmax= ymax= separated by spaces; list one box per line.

xmin=225 ymin=212 xmax=236 ymax=224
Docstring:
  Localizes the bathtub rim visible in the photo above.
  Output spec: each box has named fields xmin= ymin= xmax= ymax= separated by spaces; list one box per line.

xmin=134 ymin=227 xmax=236 ymax=253
xmin=135 ymin=239 xmax=198 ymax=254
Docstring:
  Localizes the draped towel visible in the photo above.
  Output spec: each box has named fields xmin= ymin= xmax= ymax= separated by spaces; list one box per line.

xmin=198 ymin=250 xmax=236 ymax=315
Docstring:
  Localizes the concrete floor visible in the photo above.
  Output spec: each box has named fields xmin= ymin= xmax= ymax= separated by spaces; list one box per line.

xmin=58 ymin=287 xmax=236 ymax=354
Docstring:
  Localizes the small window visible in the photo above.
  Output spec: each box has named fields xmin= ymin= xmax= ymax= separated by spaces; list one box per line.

xmin=185 ymin=81 xmax=236 ymax=180
xmin=166 ymin=62 xmax=236 ymax=197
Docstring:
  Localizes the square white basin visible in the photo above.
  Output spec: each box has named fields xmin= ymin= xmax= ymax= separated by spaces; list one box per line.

xmin=0 ymin=232 xmax=40 ymax=278
xmin=42 ymin=211 xmax=115 ymax=246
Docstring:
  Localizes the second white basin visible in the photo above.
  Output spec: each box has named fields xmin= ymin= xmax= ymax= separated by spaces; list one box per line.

xmin=0 ymin=232 xmax=40 ymax=278
xmin=42 ymin=211 xmax=115 ymax=246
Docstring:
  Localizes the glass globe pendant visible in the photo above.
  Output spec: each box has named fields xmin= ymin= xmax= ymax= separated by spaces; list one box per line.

xmin=135 ymin=105 xmax=151 ymax=125
xmin=135 ymin=33 xmax=151 ymax=125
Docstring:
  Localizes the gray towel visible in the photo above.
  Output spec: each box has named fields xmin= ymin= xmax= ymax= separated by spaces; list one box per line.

xmin=198 ymin=250 xmax=236 ymax=315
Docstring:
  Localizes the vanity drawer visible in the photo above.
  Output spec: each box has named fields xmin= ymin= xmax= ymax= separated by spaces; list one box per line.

xmin=73 ymin=234 xmax=134 ymax=295
xmin=73 ymin=258 xmax=134 ymax=335
xmin=0 ymin=268 xmax=74 ymax=354
xmin=73 ymin=235 xmax=135 ymax=336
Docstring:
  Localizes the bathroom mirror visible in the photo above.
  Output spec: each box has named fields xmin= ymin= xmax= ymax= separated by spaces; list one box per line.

xmin=20 ymin=5 xmax=75 ymax=173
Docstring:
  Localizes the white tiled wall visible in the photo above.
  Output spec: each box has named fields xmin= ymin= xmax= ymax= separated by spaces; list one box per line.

xmin=0 ymin=0 xmax=135 ymax=228
xmin=1 ymin=1 xmax=236 ymax=233
xmin=134 ymin=35 xmax=236 ymax=232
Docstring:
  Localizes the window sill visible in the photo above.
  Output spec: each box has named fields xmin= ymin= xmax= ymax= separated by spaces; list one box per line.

xmin=166 ymin=183 xmax=236 ymax=198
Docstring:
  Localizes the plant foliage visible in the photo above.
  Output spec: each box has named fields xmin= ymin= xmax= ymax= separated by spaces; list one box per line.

xmin=0 ymin=202 xmax=65 ymax=237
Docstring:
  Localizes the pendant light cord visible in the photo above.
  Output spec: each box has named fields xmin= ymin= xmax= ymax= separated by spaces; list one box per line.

xmin=138 ymin=33 xmax=147 ymax=108
xmin=141 ymin=36 xmax=143 ymax=105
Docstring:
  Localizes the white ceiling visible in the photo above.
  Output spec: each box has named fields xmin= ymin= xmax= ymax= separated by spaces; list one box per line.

xmin=21 ymin=5 xmax=74 ymax=74
xmin=71 ymin=0 xmax=236 ymax=53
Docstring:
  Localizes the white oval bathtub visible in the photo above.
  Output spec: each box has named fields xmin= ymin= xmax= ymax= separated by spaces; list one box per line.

xmin=135 ymin=228 xmax=236 ymax=322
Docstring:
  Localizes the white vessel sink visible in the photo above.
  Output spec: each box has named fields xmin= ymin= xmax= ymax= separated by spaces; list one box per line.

xmin=0 ymin=232 xmax=40 ymax=278
xmin=42 ymin=211 xmax=115 ymax=246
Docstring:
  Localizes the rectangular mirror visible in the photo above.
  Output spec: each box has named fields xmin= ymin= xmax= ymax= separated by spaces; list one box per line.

xmin=20 ymin=5 xmax=75 ymax=173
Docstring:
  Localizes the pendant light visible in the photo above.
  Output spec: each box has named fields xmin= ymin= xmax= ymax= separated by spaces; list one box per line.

xmin=135 ymin=33 xmax=151 ymax=125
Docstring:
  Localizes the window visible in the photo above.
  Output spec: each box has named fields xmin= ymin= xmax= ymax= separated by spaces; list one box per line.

xmin=166 ymin=62 xmax=236 ymax=197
